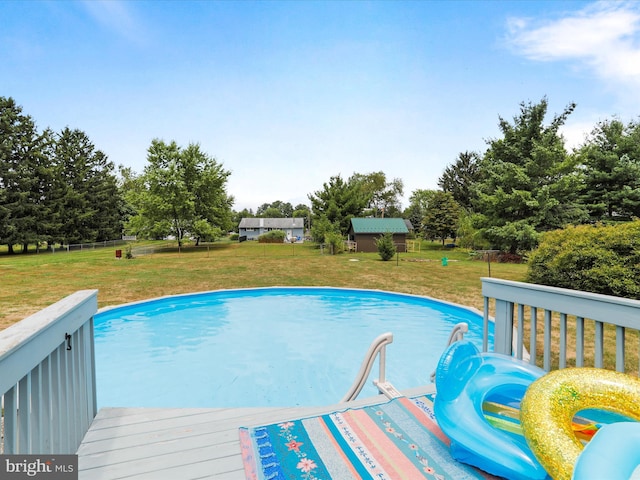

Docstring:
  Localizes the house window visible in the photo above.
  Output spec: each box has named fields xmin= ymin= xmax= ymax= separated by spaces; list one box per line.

xmin=246 ymin=228 xmax=254 ymax=232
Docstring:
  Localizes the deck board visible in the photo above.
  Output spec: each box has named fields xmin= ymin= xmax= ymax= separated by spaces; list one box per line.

xmin=77 ymin=385 xmax=435 ymax=479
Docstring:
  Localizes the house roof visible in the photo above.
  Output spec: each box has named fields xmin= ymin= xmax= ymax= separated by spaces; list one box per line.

xmin=238 ymin=217 xmax=304 ymax=229
xmin=349 ymin=218 xmax=409 ymax=234
xmin=404 ymin=219 xmax=414 ymax=231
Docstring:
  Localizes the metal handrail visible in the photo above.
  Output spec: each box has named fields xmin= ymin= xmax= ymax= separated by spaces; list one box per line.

xmin=340 ymin=332 xmax=394 ymax=402
xmin=342 ymin=323 xmax=471 ymax=402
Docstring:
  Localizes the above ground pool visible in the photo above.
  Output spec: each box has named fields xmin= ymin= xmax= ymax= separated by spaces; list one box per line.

xmin=94 ymin=287 xmax=493 ymax=408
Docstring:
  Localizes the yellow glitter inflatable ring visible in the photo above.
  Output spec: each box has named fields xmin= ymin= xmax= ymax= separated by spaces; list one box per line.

xmin=520 ymin=368 xmax=640 ymax=480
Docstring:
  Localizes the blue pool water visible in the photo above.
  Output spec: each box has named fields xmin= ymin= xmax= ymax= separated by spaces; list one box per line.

xmin=94 ymin=287 xmax=493 ymax=408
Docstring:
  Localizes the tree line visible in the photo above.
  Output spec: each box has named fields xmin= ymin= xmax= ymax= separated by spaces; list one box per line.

xmin=295 ymin=97 xmax=640 ymax=253
xmin=435 ymin=98 xmax=640 ymax=253
xmin=2 ymin=95 xmax=639 ymax=254
xmin=0 ymin=97 xmax=122 ymax=253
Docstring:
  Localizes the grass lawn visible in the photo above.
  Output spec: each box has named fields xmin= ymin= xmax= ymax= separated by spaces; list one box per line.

xmin=2 ymin=239 xmax=637 ymax=374
xmin=0 ymin=239 xmax=527 ymax=329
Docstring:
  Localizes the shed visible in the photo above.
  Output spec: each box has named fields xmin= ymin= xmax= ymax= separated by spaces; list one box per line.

xmin=348 ymin=218 xmax=409 ymax=253
xmin=238 ymin=218 xmax=305 ymax=242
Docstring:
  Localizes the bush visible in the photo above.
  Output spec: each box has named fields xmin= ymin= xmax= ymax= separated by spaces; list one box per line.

xmin=324 ymin=231 xmax=344 ymax=255
xmin=376 ymin=232 xmax=397 ymax=261
xmin=527 ymin=221 xmax=640 ymax=298
xmin=310 ymin=216 xmax=336 ymax=244
xmin=258 ymin=230 xmax=286 ymax=243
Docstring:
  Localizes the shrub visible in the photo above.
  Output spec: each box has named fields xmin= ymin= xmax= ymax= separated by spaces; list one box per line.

xmin=324 ymin=231 xmax=344 ymax=254
xmin=310 ymin=216 xmax=336 ymax=244
xmin=376 ymin=232 xmax=397 ymax=261
xmin=258 ymin=230 xmax=286 ymax=243
xmin=527 ymin=221 xmax=640 ymax=298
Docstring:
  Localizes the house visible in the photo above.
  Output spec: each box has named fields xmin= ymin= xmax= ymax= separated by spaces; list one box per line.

xmin=347 ymin=218 xmax=409 ymax=253
xmin=238 ymin=218 xmax=305 ymax=242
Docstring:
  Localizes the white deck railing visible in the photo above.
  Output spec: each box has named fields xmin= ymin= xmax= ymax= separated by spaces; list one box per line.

xmin=0 ymin=290 xmax=98 ymax=454
xmin=5 ymin=282 xmax=640 ymax=446
xmin=482 ymin=278 xmax=640 ymax=374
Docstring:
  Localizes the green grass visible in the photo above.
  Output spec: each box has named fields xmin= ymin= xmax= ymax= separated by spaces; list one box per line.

xmin=0 ymin=239 xmax=527 ymax=329
xmin=2 ymin=239 xmax=635 ymax=374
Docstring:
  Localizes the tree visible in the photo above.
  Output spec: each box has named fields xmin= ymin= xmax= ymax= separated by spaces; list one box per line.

xmin=576 ymin=119 xmax=640 ymax=221
xmin=308 ymin=175 xmax=367 ymax=235
xmin=262 ymin=207 xmax=284 ymax=218
xmin=375 ymin=231 xmax=396 ymax=261
xmin=403 ymin=189 xmax=438 ymax=234
xmin=422 ymin=191 xmax=460 ymax=245
xmin=0 ymin=97 xmax=47 ymax=253
xmin=232 ymin=208 xmax=254 ymax=229
xmin=182 ymin=143 xmax=234 ymax=242
xmin=292 ymin=203 xmax=311 ymax=230
xmin=351 ymin=171 xmax=404 ymax=217
xmin=472 ymin=98 xmax=586 ymax=253
xmin=31 ymin=129 xmax=58 ymax=250
xmin=257 ymin=200 xmax=293 ymax=217
xmin=125 ymin=140 xmax=233 ymax=246
xmin=49 ymin=128 xmax=122 ymax=245
xmin=438 ymin=151 xmax=482 ymax=210
xmin=89 ymin=150 xmax=123 ymax=241
xmin=309 ymin=215 xmax=338 ymax=244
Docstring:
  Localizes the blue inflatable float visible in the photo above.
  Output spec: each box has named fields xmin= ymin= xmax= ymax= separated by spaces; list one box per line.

xmin=573 ymin=422 xmax=640 ymax=480
xmin=433 ymin=340 xmax=549 ymax=480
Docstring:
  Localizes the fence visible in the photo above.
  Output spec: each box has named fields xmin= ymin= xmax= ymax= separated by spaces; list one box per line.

xmin=0 ymin=290 xmax=98 ymax=454
xmin=56 ymin=240 xmax=129 ymax=252
xmin=131 ymin=241 xmax=322 ymax=258
xmin=482 ymin=277 xmax=640 ymax=375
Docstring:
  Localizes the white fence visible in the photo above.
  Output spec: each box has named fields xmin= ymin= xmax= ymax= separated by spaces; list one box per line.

xmin=482 ymin=277 xmax=640 ymax=374
xmin=0 ymin=290 xmax=98 ymax=454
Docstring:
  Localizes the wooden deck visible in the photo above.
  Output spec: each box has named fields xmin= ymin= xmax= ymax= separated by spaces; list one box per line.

xmin=77 ymin=385 xmax=435 ymax=479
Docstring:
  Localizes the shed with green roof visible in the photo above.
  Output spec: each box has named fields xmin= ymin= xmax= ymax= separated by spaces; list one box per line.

xmin=347 ymin=218 xmax=409 ymax=253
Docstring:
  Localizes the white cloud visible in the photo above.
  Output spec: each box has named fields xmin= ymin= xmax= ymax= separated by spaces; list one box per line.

xmin=560 ymin=119 xmax=596 ymax=151
xmin=507 ymin=1 xmax=640 ymax=87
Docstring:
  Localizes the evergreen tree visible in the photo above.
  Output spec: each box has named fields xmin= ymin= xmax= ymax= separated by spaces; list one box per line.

xmin=0 ymin=97 xmax=46 ymax=253
xmin=375 ymin=231 xmax=396 ymax=261
xmin=577 ymin=119 xmax=640 ymax=221
xmin=422 ymin=191 xmax=460 ymax=245
xmin=472 ymin=98 xmax=586 ymax=253
xmin=50 ymin=128 xmax=121 ymax=245
xmin=89 ymin=150 xmax=123 ymax=241
xmin=308 ymin=175 xmax=367 ymax=235
xmin=438 ymin=151 xmax=482 ymax=211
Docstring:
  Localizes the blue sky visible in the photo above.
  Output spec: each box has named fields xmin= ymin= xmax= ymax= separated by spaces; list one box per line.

xmin=2 ymin=1 xmax=640 ymax=211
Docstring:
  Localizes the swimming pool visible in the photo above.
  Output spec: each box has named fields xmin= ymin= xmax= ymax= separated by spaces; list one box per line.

xmin=94 ymin=287 xmax=493 ymax=408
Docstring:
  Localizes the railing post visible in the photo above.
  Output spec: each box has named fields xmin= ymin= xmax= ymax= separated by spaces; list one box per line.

xmin=493 ymin=299 xmax=514 ymax=355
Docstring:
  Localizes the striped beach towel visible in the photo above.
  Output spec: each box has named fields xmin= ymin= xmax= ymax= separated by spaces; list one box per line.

xmin=239 ymin=394 xmax=498 ymax=480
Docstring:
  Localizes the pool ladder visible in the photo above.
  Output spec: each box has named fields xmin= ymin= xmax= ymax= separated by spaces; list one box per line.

xmin=341 ymin=322 xmax=469 ymax=402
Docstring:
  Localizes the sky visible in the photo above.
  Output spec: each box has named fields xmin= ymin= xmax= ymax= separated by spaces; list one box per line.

xmin=2 ymin=0 xmax=640 ymax=212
